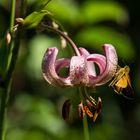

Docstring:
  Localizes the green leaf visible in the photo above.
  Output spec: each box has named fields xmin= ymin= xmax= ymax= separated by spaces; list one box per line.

xmin=14 ymin=94 xmax=66 ymax=135
xmin=45 ymin=0 xmax=80 ymax=24
xmin=23 ymin=10 xmax=50 ymax=29
xmin=76 ymin=26 xmax=135 ymax=60
xmin=80 ymin=1 xmax=128 ymax=24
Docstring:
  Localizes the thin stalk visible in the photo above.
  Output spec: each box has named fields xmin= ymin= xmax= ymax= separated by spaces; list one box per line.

xmin=83 ymin=114 xmax=90 ymax=140
xmin=41 ymin=23 xmax=81 ymax=56
xmin=0 ymin=37 xmax=20 ymax=140
xmin=0 ymin=0 xmax=18 ymax=140
xmin=79 ymin=87 xmax=90 ymax=140
xmin=10 ymin=0 xmax=16 ymax=33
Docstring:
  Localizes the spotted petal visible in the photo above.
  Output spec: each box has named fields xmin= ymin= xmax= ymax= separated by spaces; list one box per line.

xmin=69 ymin=56 xmax=89 ymax=86
xmin=42 ymin=47 xmax=72 ymax=87
xmin=42 ymin=44 xmax=118 ymax=87
xmin=79 ymin=48 xmax=96 ymax=76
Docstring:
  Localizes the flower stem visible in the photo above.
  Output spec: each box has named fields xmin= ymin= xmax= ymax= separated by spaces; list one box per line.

xmin=0 ymin=0 xmax=17 ymax=140
xmin=0 ymin=39 xmax=20 ymax=140
xmin=10 ymin=0 xmax=16 ymax=33
xmin=83 ymin=115 xmax=90 ymax=140
xmin=79 ymin=87 xmax=90 ymax=140
xmin=41 ymin=23 xmax=81 ymax=56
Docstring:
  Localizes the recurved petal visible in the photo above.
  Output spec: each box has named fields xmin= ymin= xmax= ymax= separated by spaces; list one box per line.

xmin=79 ymin=47 xmax=96 ymax=76
xmin=55 ymin=58 xmax=70 ymax=73
xmin=42 ymin=47 xmax=72 ymax=87
xmin=87 ymin=54 xmax=106 ymax=74
xmin=87 ymin=44 xmax=118 ymax=86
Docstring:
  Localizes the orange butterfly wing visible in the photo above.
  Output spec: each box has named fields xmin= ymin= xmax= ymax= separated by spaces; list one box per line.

xmin=110 ymin=66 xmax=134 ymax=99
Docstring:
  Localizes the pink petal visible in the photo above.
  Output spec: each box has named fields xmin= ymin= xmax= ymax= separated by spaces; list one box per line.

xmin=87 ymin=54 xmax=106 ymax=74
xmin=42 ymin=47 xmax=72 ymax=87
xmin=55 ymin=58 xmax=70 ymax=73
xmin=87 ymin=44 xmax=118 ymax=86
xmin=79 ymin=48 xmax=96 ymax=76
xmin=70 ymin=56 xmax=89 ymax=86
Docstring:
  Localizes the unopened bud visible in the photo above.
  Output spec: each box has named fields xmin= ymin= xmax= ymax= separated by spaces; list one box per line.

xmin=61 ymin=32 xmax=67 ymax=49
xmin=52 ymin=21 xmax=59 ymax=29
xmin=16 ymin=18 xmax=24 ymax=24
xmin=6 ymin=32 xmax=11 ymax=45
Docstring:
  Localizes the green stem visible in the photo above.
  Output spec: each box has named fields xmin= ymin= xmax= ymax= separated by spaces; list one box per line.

xmin=10 ymin=0 xmax=16 ymax=33
xmin=83 ymin=115 xmax=90 ymax=140
xmin=0 ymin=82 xmax=11 ymax=140
xmin=79 ymin=87 xmax=90 ymax=140
xmin=0 ymin=0 xmax=18 ymax=140
xmin=41 ymin=23 xmax=81 ymax=56
xmin=0 ymin=38 xmax=20 ymax=140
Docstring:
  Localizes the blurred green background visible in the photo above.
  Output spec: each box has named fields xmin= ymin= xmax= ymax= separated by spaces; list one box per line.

xmin=0 ymin=0 xmax=140 ymax=140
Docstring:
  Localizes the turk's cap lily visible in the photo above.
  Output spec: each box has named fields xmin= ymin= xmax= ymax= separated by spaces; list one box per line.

xmin=42 ymin=44 xmax=118 ymax=87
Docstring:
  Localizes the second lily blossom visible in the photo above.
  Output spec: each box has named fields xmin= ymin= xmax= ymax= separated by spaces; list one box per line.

xmin=42 ymin=44 xmax=118 ymax=87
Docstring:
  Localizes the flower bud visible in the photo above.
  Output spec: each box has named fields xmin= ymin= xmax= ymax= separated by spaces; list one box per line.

xmin=6 ymin=32 xmax=11 ymax=45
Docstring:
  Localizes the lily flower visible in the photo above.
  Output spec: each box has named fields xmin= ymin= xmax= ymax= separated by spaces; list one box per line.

xmin=42 ymin=44 xmax=118 ymax=87
xmin=40 ymin=23 xmax=127 ymax=122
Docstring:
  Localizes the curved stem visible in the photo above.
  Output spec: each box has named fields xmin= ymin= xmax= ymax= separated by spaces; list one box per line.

xmin=79 ymin=87 xmax=90 ymax=140
xmin=41 ymin=23 xmax=81 ymax=56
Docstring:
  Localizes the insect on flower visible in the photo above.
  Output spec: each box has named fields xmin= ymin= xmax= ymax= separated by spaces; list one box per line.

xmin=109 ymin=65 xmax=134 ymax=99
xmin=41 ymin=23 xmax=119 ymax=122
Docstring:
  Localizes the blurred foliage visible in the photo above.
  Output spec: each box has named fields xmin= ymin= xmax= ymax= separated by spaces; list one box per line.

xmin=76 ymin=26 xmax=135 ymax=60
xmin=80 ymin=1 xmax=128 ymax=24
xmin=8 ymin=94 xmax=66 ymax=136
xmin=0 ymin=0 xmax=140 ymax=140
xmin=43 ymin=0 xmax=135 ymax=60
xmin=25 ymin=35 xmax=57 ymax=80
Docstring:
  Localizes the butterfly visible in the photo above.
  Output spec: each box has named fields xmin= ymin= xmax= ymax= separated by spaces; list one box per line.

xmin=109 ymin=65 xmax=134 ymax=99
